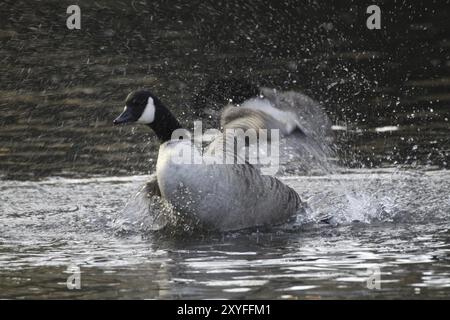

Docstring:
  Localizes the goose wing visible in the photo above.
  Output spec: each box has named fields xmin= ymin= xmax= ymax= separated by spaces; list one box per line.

xmin=210 ymin=89 xmax=336 ymax=174
xmin=259 ymin=87 xmax=334 ymax=146
xmin=205 ymin=102 xmax=295 ymax=165
xmin=209 ymin=163 xmax=303 ymax=230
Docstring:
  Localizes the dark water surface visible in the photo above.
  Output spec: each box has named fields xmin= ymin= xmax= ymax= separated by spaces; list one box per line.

xmin=0 ymin=0 xmax=449 ymax=178
xmin=1 ymin=0 xmax=450 ymax=299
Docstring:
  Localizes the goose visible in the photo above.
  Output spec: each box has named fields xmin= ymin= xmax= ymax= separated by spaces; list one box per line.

xmin=113 ymin=90 xmax=303 ymax=231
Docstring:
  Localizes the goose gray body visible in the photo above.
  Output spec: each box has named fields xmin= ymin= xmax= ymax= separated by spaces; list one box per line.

xmin=156 ymin=140 xmax=301 ymax=231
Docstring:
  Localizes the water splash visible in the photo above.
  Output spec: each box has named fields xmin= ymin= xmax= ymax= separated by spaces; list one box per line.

xmin=112 ymin=182 xmax=208 ymax=236
xmin=112 ymin=185 xmax=172 ymax=234
xmin=290 ymin=169 xmax=450 ymax=227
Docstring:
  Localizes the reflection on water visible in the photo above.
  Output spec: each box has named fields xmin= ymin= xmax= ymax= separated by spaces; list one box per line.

xmin=1 ymin=170 xmax=450 ymax=299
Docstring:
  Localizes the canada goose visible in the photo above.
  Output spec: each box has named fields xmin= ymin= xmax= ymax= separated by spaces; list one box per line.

xmin=114 ymin=90 xmax=303 ymax=231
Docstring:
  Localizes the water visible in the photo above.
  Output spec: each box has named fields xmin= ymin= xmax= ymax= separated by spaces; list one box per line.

xmin=1 ymin=169 xmax=450 ymax=299
xmin=1 ymin=0 xmax=449 ymax=299
xmin=1 ymin=0 xmax=449 ymax=179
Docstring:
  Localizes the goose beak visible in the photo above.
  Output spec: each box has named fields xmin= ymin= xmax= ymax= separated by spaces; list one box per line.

xmin=113 ymin=108 xmax=135 ymax=125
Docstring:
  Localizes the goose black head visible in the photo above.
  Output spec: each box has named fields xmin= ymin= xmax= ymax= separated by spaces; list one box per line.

xmin=114 ymin=90 xmax=159 ymax=125
xmin=114 ymin=90 xmax=182 ymax=142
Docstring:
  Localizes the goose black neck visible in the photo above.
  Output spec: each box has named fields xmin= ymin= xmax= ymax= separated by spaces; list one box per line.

xmin=147 ymin=102 xmax=182 ymax=143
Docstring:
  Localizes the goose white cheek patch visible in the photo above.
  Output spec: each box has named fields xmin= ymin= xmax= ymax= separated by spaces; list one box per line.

xmin=137 ymin=97 xmax=156 ymax=124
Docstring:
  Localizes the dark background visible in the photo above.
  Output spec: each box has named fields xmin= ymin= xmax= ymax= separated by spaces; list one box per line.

xmin=0 ymin=0 xmax=449 ymax=179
